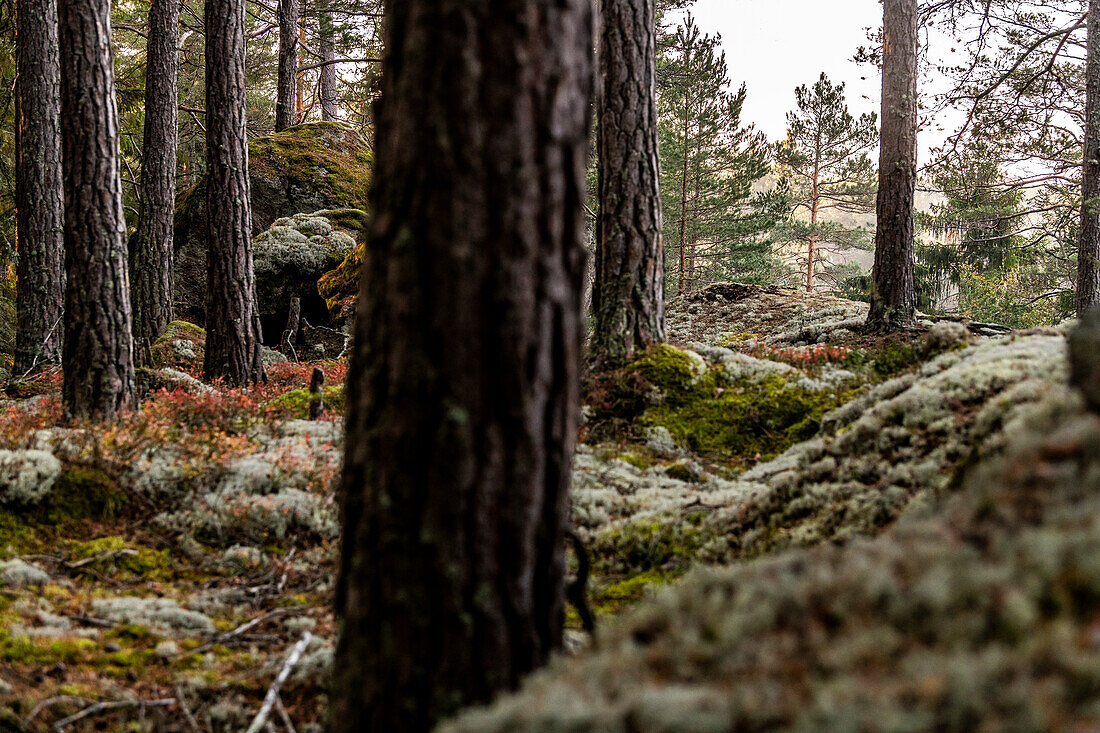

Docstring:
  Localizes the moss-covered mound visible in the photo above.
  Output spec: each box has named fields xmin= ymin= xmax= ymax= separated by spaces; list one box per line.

xmin=173 ymin=122 xmax=371 ymax=322
xmin=444 ymin=377 xmax=1100 ymax=732
xmin=149 ymin=320 xmax=206 ymax=371
xmin=575 ymin=330 xmax=1067 ymax=578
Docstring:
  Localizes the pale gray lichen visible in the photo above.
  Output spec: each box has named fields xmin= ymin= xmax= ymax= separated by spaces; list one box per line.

xmin=0 ymin=449 xmax=61 ymax=505
xmin=0 ymin=559 xmax=50 ymax=587
xmin=445 ymin=387 xmax=1100 ymax=733
xmin=91 ymin=597 xmax=215 ymax=638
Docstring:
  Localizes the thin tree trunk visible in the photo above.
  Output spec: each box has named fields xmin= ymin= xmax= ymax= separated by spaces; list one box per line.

xmin=331 ymin=0 xmax=593 ymax=728
xmin=13 ymin=0 xmax=65 ymax=376
xmin=275 ymin=0 xmax=298 ymax=131
xmin=296 ymin=22 xmax=306 ymax=119
xmin=1079 ymin=0 xmax=1100 ymax=316
xmin=867 ymin=0 xmax=918 ymax=331
xmin=678 ymin=98 xmax=689 ymax=296
xmin=319 ymin=8 xmax=338 ymax=121
xmin=807 ymin=140 xmax=821 ymax=292
xmin=58 ymin=0 xmax=136 ymax=419
xmin=590 ymin=0 xmax=664 ymax=368
xmin=204 ymin=0 xmax=267 ymax=385
xmin=131 ymin=0 xmax=180 ymax=353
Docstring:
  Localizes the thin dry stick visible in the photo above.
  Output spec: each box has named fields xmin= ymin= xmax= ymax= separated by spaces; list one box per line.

xmin=174 ymin=687 xmax=203 ymax=733
xmin=274 ymin=694 xmax=297 ymax=733
xmin=51 ymin=698 xmax=176 ymax=731
xmin=244 ymin=632 xmax=313 ymax=733
xmin=23 ymin=696 xmax=88 ymax=726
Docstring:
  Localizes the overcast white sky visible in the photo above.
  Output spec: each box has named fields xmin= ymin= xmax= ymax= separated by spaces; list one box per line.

xmin=679 ymin=0 xmax=884 ymax=142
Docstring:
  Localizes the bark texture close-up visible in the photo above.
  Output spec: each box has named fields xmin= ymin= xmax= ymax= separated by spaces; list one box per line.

xmin=330 ymin=0 xmax=594 ymax=729
xmin=130 ymin=0 xmax=180 ymax=353
xmin=58 ymin=0 xmax=136 ymax=419
xmin=591 ymin=0 xmax=665 ymax=368
xmin=14 ymin=0 xmax=65 ymax=376
xmin=867 ymin=0 xmax=918 ymax=331
xmin=204 ymin=0 xmax=267 ymax=386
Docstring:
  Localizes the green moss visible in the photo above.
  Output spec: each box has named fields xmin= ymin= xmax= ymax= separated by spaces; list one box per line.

xmin=105 ymin=624 xmax=156 ymax=643
xmin=47 ymin=468 xmax=127 ymax=524
xmin=314 ymin=208 xmax=368 ymax=233
xmin=0 ymin=634 xmax=99 ymax=666
xmin=152 ymin=320 xmax=206 ymax=345
xmin=66 ymin=537 xmax=172 ymax=580
xmin=592 ymin=569 xmax=681 ymax=617
xmin=629 ymin=344 xmax=699 ymax=394
xmin=265 ymin=385 xmax=346 ymax=418
xmin=249 ymin=123 xmax=372 ymax=208
xmin=645 ymin=374 xmax=850 ymax=462
xmin=872 ymin=341 xmax=922 ymax=377
xmin=664 ymin=462 xmax=699 ymax=483
xmin=596 ymin=520 xmax=704 ymax=574
xmin=0 ymin=511 xmax=41 ymax=557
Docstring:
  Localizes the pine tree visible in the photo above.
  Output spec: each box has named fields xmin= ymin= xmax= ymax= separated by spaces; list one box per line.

xmin=13 ymin=0 xmax=64 ymax=375
xmin=775 ymin=73 xmax=877 ymax=292
xmin=591 ymin=0 xmax=665 ymax=368
xmin=58 ymin=0 xmax=136 ymax=419
xmin=1080 ymin=0 xmax=1100 ymax=316
xmin=130 ymin=0 xmax=180 ymax=354
xmin=204 ymin=0 xmax=267 ymax=385
xmin=331 ymin=0 xmax=593 ymax=729
xmin=657 ymin=15 xmax=778 ymax=295
xmin=275 ymin=0 xmax=298 ymax=131
xmin=868 ymin=0 xmax=919 ymax=331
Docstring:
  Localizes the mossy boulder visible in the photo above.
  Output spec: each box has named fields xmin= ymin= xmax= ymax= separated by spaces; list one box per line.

xmin=317 ymin=239 xmax=365 ymax=324
xmin=173 ymin=122 xmax=371 ymax=322
xmin=252 ymin=211 xmax=360 ymax=338
xmin=149 ymin=320 xmax=206 ymax=371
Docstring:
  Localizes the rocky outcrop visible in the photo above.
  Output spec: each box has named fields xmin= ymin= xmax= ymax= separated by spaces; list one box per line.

xmin=172 ymin=122 xmax=370 ymax=323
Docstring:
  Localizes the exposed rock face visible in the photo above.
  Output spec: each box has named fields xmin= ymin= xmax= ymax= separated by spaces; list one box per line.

xmin=172 ymin=122 xmax=371 ymax=323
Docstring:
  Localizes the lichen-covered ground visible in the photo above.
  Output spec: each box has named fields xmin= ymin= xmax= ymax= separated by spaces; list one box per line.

xmin=0 ymin=284 xmax=1087 ymax=731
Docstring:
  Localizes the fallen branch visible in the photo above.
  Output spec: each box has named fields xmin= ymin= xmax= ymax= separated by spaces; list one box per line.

xmin=244 ymin=632 xmax=313 ymax=733
xmin=50 ymin=698 xmax=176 ymax=730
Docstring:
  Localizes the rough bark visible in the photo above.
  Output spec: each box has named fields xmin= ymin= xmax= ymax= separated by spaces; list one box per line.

xmin=319 ymin=9 xmax=338 ymax=121
xmin=58 ymin=0 xmax=136 ymax=419
xmin=1080 ymin=0 xmax=1100 ymax=317
xmin=204 ymin=0 xmax=267 ymax=385
xmin=13 ymin=0 xmax=65 ymax=376
xmin=130 ymin=0 xmax=180 ymax=353
xmin=330 ymin=0 xmax=593 ymax=728
xmin=275 ymin=0 xmax=298 ymax=131
xmin=867 ymin=0 xmax=918 ymax=331
xmin=590 ymin=0 xmax=664 ymax=368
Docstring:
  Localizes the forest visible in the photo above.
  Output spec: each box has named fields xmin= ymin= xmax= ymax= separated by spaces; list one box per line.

xmin=0 ymin=0 xmax=1098 ymax=729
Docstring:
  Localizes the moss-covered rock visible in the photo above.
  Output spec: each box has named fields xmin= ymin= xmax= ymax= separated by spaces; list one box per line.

xmin=264 ymin=385 xmax=345 ymax=419
xmin=252 ymin=212 xmax=358 ymax=333
xmin=173 ymin=123 xmax=371 ymax=322
xmin=149 ymin=320 xmax=206 ymax=371
xmin=445 ymin=385 xmax=1100 ymax=733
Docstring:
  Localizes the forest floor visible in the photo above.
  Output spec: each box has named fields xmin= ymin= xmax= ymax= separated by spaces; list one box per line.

xmin=0 ymin=284 xmax=1080 ymax=732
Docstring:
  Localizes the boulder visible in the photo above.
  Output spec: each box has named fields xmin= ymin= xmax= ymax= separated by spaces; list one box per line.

xmin=149 ymin=320 xmax=206 ymax=371
xmin=173 ymin=122 xmax=371 ymax=323
xmin=252 ymin=211 xmax=359 ymax=339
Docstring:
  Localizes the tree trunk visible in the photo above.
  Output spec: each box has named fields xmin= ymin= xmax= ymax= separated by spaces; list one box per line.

xmin=319 ymin=9 xmax=338 ymax=121
xmin=13 ymin=0 xmax=65 ymax=376
xmin=867 ymin=0 xmax=918 ymax=331
xmin=677 ymin=98 xmax=690 ymax=296
xmin=1080 ymin=0 xmax=1100 ymax=316
xmin=58 ymin=0 xmax=136 ymax=419
xmin=807 ymin=139 xmax=821 ymax=292
xmin=131 ymin=0 xmax=180 ymax=353
xmin=204 ymin=0 xmax=267 ymax=386
xmin=275 ymin=0 xmax=298 ymax=131
xmin=590 ymin=0 xmax=664 ymax=368
xmin=331 ymin=0 xmax=593 ymax=729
